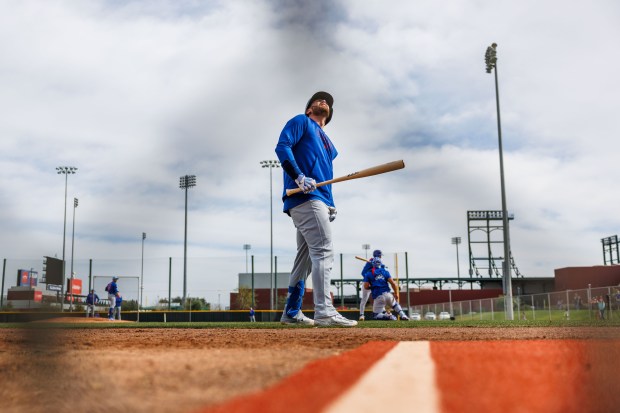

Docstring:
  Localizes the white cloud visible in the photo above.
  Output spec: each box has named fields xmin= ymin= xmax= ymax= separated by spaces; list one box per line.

xmin=1 ymin=0 xmax=619 ymax=307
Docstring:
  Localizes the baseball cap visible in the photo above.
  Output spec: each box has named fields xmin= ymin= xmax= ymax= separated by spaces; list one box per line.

xmin=305 ymin=91 xmax=334 ymax=125
xmin=113 ymin=276 xmax=119 ymax=281
xmin=373 ymin=249 xmax=382 ymax=257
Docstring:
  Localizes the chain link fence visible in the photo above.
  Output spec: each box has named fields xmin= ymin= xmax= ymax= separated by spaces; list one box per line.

xmin=409 ymin=285 xmax=620 ymax=321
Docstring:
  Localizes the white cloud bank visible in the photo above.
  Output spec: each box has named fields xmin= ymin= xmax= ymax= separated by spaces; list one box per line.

xmin=1 ymin=0 xmax=619 ymax=305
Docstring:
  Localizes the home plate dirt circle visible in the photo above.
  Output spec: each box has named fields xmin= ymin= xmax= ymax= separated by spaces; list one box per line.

xmin=196 ymin=339 xmax=620 ymax=413
xmin=2 ymin=326 xmax=620 ymax=412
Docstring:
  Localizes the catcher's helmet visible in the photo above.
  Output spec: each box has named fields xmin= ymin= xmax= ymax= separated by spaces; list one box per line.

xmin=372 ymin=249 xmax=382 ymax=258
xmin=305 ymin=91 xmax=334 ymax=125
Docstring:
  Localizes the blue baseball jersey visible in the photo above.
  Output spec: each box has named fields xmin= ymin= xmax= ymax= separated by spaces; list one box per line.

xmin=86 ymin=293 xmax=99 ymax=305
xmin=361 ymin=257 xmax=383 ymax=278
xmin=363 ymin=266 xmax=393 ymax=299
xmin=106 ymin=281 xmax=119 ymax=295
xmin=361 ymin=262 xmax=372 ymax=277
xmin=275 ymin=114 xmax=338 ymax=213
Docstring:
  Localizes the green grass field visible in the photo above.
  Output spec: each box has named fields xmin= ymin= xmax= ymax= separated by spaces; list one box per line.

xmin=1 ymin=318 xmax=619 ymax=329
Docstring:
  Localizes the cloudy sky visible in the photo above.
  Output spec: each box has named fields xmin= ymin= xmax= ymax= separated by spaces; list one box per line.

xmin=2 ymin=1 xmax=619 ymax=306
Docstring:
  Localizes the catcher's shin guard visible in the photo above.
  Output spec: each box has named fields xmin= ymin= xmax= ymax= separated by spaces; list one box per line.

xmin=392 ymin=302 xmax=408 ymax=319
xmin=392 ymin=302 xmax=404 ymax=314
xmin=283 ymin=280 xmax=305 ymax=318
xmin=373 ymin=312 xmax=396 ymax=320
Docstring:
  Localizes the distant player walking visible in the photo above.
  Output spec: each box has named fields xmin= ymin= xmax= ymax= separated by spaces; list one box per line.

xmin=105 ymin=276 xmax=120 ymax=321
xmin=363 ymin=258 xmax=409 ymax=320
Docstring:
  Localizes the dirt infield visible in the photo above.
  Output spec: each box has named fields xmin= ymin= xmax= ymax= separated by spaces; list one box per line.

xmin=1 ymin=320 xmax=619 ymax=413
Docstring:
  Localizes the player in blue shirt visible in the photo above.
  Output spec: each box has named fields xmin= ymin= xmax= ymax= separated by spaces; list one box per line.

xmin=85 ymin=289 xmax=100 ymax=318
xmin=105 ymin=276 xmax=120 ymax=320
xmin=359 ymin=249 xmax=383 ymax=321
xmin=275 ymin=91 xmax=356 ymax=327
xmin=363 ymin=258 xmax=409 ymax=320
xmin=114 ymin=294 xmax=123 ymax=320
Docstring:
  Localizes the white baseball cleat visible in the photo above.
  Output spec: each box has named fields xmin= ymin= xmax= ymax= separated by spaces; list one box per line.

xmin=280 ymin=312 xmax=315 ymax=326
xmin=359 ymin=314 xmax=365 ymax=321
xmin=315 ymin=313 xmax=358 ymax=327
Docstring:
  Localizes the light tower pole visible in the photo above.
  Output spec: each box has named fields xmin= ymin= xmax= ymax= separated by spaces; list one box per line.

xmin=362 ymin=244 xmax=371 ymax=259
xmin=260 ymin=160 xmax=280 ymax=310
xmin=70 ymin=198 xmax=78 ymax=278
xmin=57 ymin=166 xmax=77 ymax=312
xmin=179 ymin=174 xmax=196 ymax=308
xmin=140 ymin=232 xmax=146 ymax=312
xmin=485 ymin=42 xmax=514 ymax=320
xmin=451 ymin=236 xmax=461 ymax=288
xmin=70 ymin=197 xmax=78 ymax=311
xmin=243 ymin=244 xmax=251 ymax=273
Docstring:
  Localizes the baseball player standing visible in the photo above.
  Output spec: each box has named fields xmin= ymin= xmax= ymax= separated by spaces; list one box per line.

xmin=85 ymin=289 xmax=100 ymax=318
xmin=275 ymin=91 xmax=357 ymax=327
xmin=105 ymin=276 xmax=120 ymax=321
xmin=359 ymin=249 xmax=383 ymax=320
xmin=363 ymin=258 xmax=409 ymax=320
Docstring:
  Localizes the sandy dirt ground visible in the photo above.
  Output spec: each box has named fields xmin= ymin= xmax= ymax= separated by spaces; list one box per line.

xmin=1 ymin=318 xmax=619 ymax=413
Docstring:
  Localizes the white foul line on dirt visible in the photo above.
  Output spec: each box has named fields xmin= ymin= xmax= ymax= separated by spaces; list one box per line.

xmin=323 ymin=341 xmax=439 ymax=413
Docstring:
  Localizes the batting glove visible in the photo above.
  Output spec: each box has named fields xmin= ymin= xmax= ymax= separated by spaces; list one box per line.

xmin=295 ymin=174 xmax=317 ymax=194
xmin=328 ymin=207 xmax=337 ymax=222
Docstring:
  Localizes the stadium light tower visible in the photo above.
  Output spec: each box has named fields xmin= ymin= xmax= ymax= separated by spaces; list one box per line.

xmin=70 ymin=197 xmax=78 ymax=311
xmin=261 ymin=160 xmax=280 ymax=310
xmin=362 ymin=244 xmax=371 ymax=259
xmin=243 ymin=244 xmax=251 ymax=273
xmin=451 ymin=236 xmax=461 ymax=287
xmin=70 ymin=198 xmax=78 ymax=283
xmin=485 ymin=42 xmax=514 ymax=320
xmin=57 ymin=166 xmax=77 ymax=312
xmin=140 ymin=232 xmax=146 ymax=312
xmin=179 ymin=174 xmax=196 ymax=308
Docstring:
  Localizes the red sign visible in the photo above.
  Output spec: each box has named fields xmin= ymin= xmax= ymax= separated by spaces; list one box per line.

xmin=70 ymin=278 xmax=82 ymax=295
xmin=19 ymin=270 xmax=29 ymax=286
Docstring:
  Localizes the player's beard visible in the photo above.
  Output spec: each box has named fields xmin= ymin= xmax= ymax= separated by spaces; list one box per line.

xmin=310 ymin=104 xmax=329 ymax=118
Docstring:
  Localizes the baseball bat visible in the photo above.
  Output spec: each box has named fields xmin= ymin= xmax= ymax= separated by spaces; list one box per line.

xmin=356 ymin=255 xmax=388 ymax=269
xmin=285 ymin=160 xmax=405 ymax=197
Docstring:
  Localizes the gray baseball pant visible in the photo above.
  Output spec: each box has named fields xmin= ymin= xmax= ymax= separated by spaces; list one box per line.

xmin=108 ymin=294 xmax=116 ymax=318
xmin=288 ymin=200 xmax=338 ymax=319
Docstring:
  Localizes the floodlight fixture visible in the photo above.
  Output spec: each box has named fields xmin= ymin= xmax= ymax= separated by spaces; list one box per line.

xmin=260 ymin=160 xmax=281 ymax=310
xmin=179 ymin=174 xmax=197 ymax=307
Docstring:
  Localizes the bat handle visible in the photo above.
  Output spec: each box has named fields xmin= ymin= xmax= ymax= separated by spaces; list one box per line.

xmin=286 ymin=187 xmax=302 ymax=196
